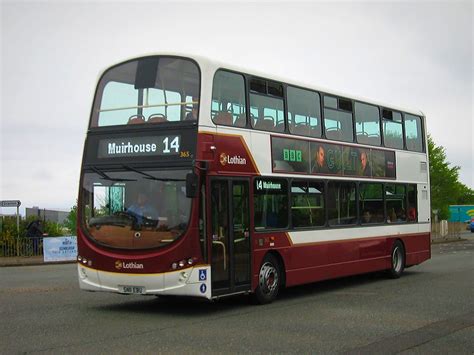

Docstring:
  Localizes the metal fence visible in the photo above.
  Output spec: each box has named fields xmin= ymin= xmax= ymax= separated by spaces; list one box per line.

xmin=0 ymin=237 xmax=43 ymax=257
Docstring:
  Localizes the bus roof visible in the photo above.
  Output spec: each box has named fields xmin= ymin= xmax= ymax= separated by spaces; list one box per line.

xmin=103 ymin=52 xmax=425 ymax=118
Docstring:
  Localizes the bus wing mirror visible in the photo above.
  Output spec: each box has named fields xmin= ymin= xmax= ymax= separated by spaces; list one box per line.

xmin=186 ymin=173 xmax=198 ymax=198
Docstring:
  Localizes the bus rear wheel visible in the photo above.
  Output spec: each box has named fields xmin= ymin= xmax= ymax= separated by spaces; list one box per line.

xmin=388 ymin=240 xmax=405 ymax=279
xmin=253 ymin=254 xmax=281 ymax=305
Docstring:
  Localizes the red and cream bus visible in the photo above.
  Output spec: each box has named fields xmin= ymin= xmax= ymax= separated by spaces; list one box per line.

xmin=77 ymin=54 xmax=430 ymax=303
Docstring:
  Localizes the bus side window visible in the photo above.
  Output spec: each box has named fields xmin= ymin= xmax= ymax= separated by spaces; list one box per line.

xmin=212 ymin=70 xmax=247 ymax=128
xmin=404 ymin=114 xmax=424 ymax=152
xmin=407 ymin=185 xmax=417 ymax=222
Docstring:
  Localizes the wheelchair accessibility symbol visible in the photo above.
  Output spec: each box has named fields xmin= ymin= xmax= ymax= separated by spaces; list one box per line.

xmin=199 ymin=269 xmax=207 ymax=281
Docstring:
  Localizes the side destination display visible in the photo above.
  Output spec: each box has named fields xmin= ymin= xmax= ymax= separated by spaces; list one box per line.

xmin=254 ymin=178 xmax=287 ymax=194
xmin=272 ymin=136 xmax=396 ymax=179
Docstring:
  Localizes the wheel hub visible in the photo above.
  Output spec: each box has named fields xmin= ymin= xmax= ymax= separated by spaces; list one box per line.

xmin=259 ymin=262 xmax=278 ymax=295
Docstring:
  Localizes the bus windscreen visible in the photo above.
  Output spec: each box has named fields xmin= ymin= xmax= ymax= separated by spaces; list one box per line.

xmin=81 ymin=168 xmax=192 ymax=249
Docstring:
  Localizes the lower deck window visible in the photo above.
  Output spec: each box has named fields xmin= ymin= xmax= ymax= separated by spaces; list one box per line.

xmin=254 ymin=178 xmax=288 ymax=230
xmin=327 ymin=181 xmax=357 ymax=226
xmin=386 ymin=184 xmax=407 ymax=223
xmin=359 ymin=183 xmax=384 ymax=224
xmin=291 ymin=181 xmax=325 ymax=228
xmin=253 ymin=178 xmax=418 ymax=230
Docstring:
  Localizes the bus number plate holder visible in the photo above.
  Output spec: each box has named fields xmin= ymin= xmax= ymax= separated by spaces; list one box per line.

xmin=119 ymin=285 xmax=145 ymax=294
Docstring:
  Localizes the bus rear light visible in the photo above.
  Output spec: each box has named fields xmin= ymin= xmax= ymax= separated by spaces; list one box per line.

xmin=178 ymin=260 xmax=185 ymax=268
xmin=171 ymin=262 xmax=178 ymax=270
xmin=77 ymin=256 xmax=82 ymax=262
xmin=187 ymin=258 xmax=194 ymax=265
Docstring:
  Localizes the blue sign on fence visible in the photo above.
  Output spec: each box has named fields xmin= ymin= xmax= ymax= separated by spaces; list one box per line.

xmin=43 ymin=236 xmax=77 ymax=262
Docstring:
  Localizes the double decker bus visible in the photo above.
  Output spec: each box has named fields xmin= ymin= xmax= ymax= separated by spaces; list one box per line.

xmin=77 ymin=54 xmax=430 ymax=304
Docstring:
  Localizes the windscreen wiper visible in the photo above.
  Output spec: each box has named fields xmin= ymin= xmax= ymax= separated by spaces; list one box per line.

xmin=90 ymin=166 xmax=136 ymax=182
xmin=122 ymin=165 xmax=185 ymax=182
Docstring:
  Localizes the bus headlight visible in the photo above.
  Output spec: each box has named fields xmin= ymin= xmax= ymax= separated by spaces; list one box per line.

xmin=171 ymin=257 xmax=195 ymax=270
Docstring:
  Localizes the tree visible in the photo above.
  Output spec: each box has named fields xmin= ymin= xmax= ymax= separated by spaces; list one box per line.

xmin=64 ymin=204 xmax=78 ymax=235
xmin=428 ymin=135 xmax=474 ymax=219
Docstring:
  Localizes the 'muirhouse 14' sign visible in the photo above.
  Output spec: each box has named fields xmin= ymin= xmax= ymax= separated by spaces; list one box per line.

xmin=98 ymin=135 xmax=181 ymax=158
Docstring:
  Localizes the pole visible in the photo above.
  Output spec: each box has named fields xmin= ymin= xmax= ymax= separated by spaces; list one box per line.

xmin=0 ymin=201 xmax=21 ymax=256
xmin=16 ymin=205 xmax=20 ymax=256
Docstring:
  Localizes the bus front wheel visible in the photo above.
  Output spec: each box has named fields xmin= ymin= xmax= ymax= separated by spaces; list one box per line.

xmin=253 ymin=253 xmax=281 ymax=305
xmin=388 ymin=240 xmax=405 ymax=279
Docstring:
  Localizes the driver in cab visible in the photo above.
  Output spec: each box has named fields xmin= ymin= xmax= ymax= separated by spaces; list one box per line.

xmin=126 ymin=192 xmax=159 ymax=226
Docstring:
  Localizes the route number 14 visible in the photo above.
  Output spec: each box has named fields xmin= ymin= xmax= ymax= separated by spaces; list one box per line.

xmin=163 ymin=136 xmax=180 ymax=154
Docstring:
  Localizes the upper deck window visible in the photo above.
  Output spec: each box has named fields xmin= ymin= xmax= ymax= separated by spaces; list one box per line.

xmin=249 ymin=78 xmax=285 ymax=133
xmin=323 ymin=96 xmax=354 ymax=143
xmin=212 ymin=70 xmax=247 ymax=127
xmin=91 ymin=56 xmax=200 ymax=127
xmin=404 ymin=114 xmax=424 ymax=152
xmin=287 ymin=86 xmax=321 ymax=138
xmin=382 ymin=109 xmax=403 ymax=149
xmin=354 ymin=102 xmax=381 ymax=146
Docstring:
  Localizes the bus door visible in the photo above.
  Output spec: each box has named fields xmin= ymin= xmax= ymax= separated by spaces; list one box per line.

xmin=209 ymin=179 xmax=251 ymax=296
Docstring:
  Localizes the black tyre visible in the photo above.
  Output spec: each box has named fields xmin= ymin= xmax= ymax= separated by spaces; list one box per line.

xmin=253 ymin=254 xmax=281 ymax=305
xmin=388 ymin=240 xmax=405 ymax=279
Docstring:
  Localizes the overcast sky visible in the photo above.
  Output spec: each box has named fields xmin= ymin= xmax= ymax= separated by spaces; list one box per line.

xmin=1 ymin=0 xmax=473 ymax=215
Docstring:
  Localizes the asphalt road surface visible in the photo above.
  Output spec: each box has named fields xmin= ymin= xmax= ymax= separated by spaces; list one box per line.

xmin=1 ymin=235 xmax=473 ymax=354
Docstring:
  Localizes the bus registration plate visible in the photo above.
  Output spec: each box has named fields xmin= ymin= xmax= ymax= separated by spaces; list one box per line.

xmin=119 ymin=285 xmax=145 ymax=294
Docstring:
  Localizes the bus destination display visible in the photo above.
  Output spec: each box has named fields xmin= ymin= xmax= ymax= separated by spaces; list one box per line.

xmin=98 ymin=135 xmax=181 ymax=158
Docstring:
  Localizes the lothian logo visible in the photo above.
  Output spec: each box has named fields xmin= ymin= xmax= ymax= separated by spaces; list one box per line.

xmin=219 ymin=153 xmax=247 ymax=166
xmin=115 ymin=260 xmax=144 ymax=270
